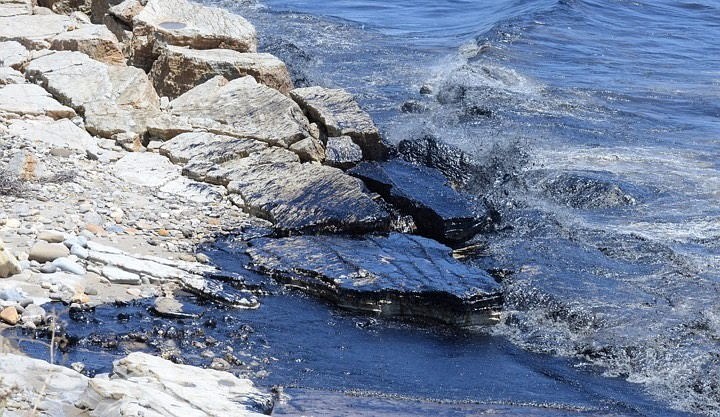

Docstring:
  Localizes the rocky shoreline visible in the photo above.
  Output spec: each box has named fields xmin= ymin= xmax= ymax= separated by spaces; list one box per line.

xmin=0 ymin=0 xmax=502 ymax=414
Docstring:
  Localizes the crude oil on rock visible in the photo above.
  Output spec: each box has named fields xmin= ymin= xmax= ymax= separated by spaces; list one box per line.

xmin=247 ymin=233 xmax=502 ymax=326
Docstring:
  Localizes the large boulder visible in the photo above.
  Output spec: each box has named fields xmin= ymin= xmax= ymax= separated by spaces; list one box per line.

xmin=50 ymin=24 xmax=126 ymax=65
xmin=128 ymin=0 xmax=257 ymax=70
xmin=226 ymin=161 xmax=391 ymax=234
xmin=247 ymin=233 xmax=503 ymax=326
xmin=290 ymin=86 xmax=387 ymax=159
xmin=25 ymin=50 xmax=160 ymax=139
xmin=0 ymin=14 xmax=78 ymax=49
xmin=349 ymin=160 xmax=491 ymax=243
xmin=158 ymin=130 xmax=385 ymax=233
xmin=149 ymin=76 xmax=310 ymax=148
xmin=0 ymin=83 xmax=77 ymax=119
xmin=150 ymin=45 xmax=292 ymax=99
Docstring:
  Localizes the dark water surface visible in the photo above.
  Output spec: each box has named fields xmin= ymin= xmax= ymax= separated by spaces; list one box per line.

xmin=11 ymin=0 xmax=720 ymax=415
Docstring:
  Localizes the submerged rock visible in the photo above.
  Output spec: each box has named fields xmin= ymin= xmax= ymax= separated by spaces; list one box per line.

xmin=397 ymin=135 xmax=478 ymax=189
xmin=150 ymin=45 xmax=292 ymax=99
xmin=530 ymin=170 xmax=641 ymax=209
xmin=290 ymin=86 xmax=387 ymax=160
xmin=129 ymin=0 xmax=257 ymax=70
xmin=247 ymin=233 xmax=502 ymax=326
xmin=350 ymin=160 xmax=489 ymax=244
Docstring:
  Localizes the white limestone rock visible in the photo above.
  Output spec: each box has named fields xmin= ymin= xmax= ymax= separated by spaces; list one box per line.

xmin=0 ymin=40 xmax=30 ymax=68
xmin=150 ymin=76 xmax=310 ymax=147
xmin=25 ymin=50 xmax=160 ymax=139
xmin=0 ymin=14 xmax=78 ymax=49
xmin=150 ymin=45 xmax=292 ymax=99
xmin=112 ymin=152 xmax=180 ymax=188
xmin=50 ymin=24 xmax=125 ymax=65
xmin=129 ymin=0 xmax=257 ymax=70
xmin=0 ymin=83 xmax=77 ymax=119
xmin=8 ymin=118 xmax=96 ymax=152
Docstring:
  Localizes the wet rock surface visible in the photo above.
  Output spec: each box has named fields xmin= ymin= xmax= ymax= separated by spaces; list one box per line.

xmin=247 ymin=233 xmax=502 ymax=326
xmin=350 ymin=160 xmax=490 ymax=243
xmin=528 ymin=170 xmax=642 ymax=209
xmin=290 ymin=86 xmax=387 ymax=159
xmin=227 ymin=162 xmax=391 ymax=234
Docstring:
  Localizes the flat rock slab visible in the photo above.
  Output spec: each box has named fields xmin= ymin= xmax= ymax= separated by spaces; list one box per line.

xmin=129 ymin=0 xmax=257 ymax=70
xmin=247 ymin=233 xmax=502 ymax=326
xmin=159 ymin=176 xmax=226 ymax=204
xmin=113 ymin=152 xmax=180 ymax=188
xmin=0 ymin=83 xmax=77 ymax=119
xmin=0 ymin=0 xmax=31 ymax=17
xmin=159 ymin=131 xmax=268 ymax=165
xmin=349 ymin=160 xmax=488 ymax=243
xmin=50 ymin=23 xmax=125 ymax=65
xmin=227 ymin=162 xmax=390 ymax=234
xmin=290 ymin=86 xmax=386 ymax=159
xmin=8 ymin=118 xmax=96 ymax=152
xmin=183 ymin=147 xmax=299 ymax=186
xmin=0 ymin=40 xmax=29 ymax=69
xmin=26 ymin=50 xmax=160 ymax=138
xmin=154 ymin=76 xmax=310 ymax=147
xmin=150 ymin=45 xmax=292 ymax=99
xmin=0 ymin=14 xmax=77 ymax=49
xmin=0 ymin=66 xmax=25 ymax=84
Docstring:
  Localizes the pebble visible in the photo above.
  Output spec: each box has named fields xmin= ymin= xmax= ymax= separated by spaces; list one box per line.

xmin=0 ymin=306 xmax=19 ymax=325
xmin=37 ymin=230 xmax=66 ymax=243
xmin=52 ymin=257 xmax=86 ymax=275
xmin=29 ymin=241 xmax=70 ymax=263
